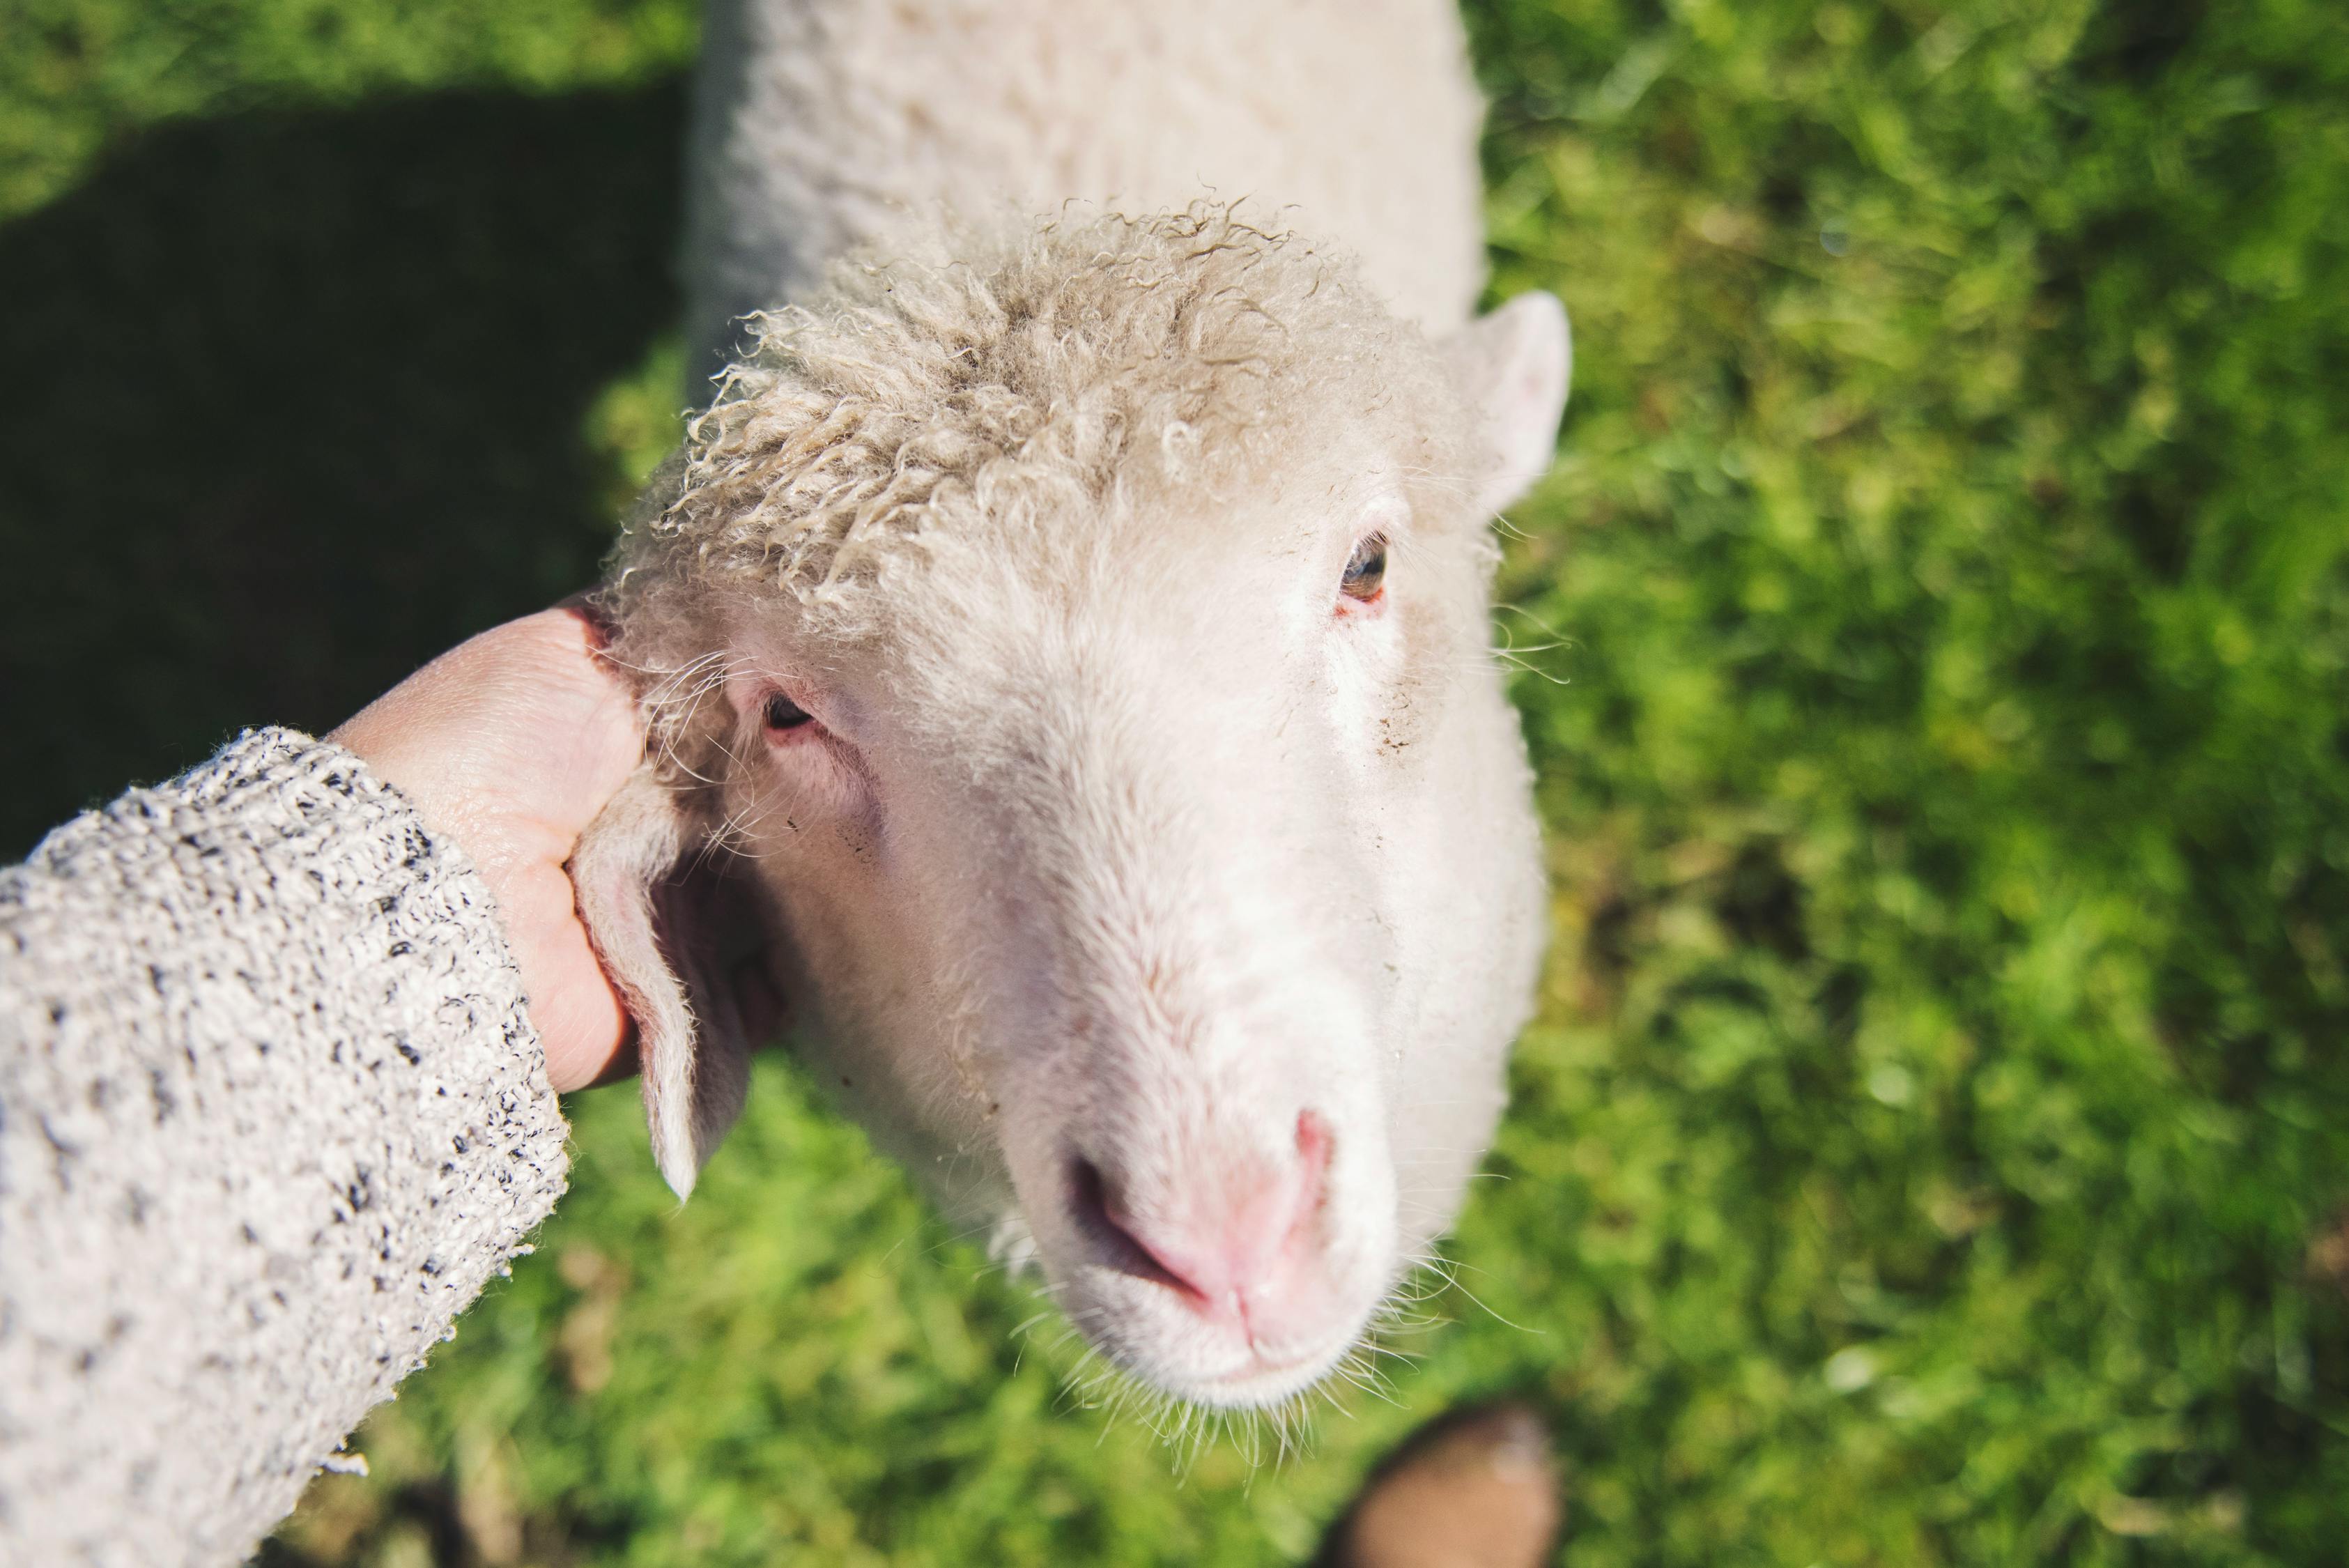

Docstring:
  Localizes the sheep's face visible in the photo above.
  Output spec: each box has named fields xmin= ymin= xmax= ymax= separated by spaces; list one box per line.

xmin=701 ymin=466 xmax=1534 ymax=1406
xmin=585 ymin=214 xmax=1568 ymax=1409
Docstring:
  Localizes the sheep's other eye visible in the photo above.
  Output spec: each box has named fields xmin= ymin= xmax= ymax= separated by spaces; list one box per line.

xmin=1341 ymin=532 xmax=1388 ymax=603
xmin=763 ymin=692 xmax=815 ymax=732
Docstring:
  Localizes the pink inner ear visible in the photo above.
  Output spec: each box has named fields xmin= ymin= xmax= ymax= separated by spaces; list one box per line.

xmin=571 ymin=763 xmax=752 ymax=1199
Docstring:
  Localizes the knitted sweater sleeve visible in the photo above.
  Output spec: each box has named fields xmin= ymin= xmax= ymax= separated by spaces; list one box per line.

xmin=0 ymin=728 xmax=572 ymax=1568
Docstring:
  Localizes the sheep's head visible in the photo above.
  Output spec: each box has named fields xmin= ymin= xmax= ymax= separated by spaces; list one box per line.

xmin=578 ymin=209 xmax=1568 ymax=1410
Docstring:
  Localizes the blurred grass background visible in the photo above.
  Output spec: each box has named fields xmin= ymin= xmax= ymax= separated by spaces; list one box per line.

xmin=6 ymin=0 xmax=2348 ymax=1562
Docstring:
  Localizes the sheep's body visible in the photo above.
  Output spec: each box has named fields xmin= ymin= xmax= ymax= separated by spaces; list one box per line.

xmin=682 ymin=0 xmax=1489 ymax=373
xmin=578 ymin=1 xmax=1571 ymax=1409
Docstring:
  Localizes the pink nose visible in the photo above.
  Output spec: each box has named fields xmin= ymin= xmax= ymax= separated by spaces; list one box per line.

xmin=1072 ymin=1111 xmax=1333 ymax=1327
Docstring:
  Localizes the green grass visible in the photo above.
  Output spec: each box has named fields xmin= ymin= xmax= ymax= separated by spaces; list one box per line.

xmin=6 ymin=1 xmax=2348 ymax=1562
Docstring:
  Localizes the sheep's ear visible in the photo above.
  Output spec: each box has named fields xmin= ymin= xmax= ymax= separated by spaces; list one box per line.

xmin=572 ymin=764 xmax=773 ymax=1199
xmin=1443 ymin=290 xmax=1572 ymax=516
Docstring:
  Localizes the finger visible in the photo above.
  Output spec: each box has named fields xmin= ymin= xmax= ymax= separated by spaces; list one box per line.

xmin=552 ymin=591 xmax=627 ymax=663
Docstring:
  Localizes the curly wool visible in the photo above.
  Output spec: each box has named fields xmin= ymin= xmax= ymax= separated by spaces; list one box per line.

xmin=605 ymin=206 xmax=1460 ymax=661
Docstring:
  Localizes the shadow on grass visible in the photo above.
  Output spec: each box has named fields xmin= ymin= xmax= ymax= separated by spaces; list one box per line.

xmin=0 ymin=80 xmax=686 ymax=856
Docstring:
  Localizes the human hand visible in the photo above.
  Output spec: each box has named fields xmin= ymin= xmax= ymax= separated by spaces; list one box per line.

xmin=331 ymin=606 xmax=644 ymax=1091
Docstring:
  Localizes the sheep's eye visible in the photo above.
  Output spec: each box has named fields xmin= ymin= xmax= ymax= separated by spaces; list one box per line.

xmin=1341 ymin=533 xmax=1388 ymax=602
xmin=762 ymin=692 xmax=815 ymax=732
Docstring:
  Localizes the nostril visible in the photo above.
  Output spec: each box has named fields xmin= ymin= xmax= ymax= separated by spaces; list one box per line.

xmin=1067 ymin=1155 xmax=1202 ymax=1301
xmin=1066 ymin=1118 xmax=1336 ymax=1323
xmin=1294 ymin=1108 xmax=1332 ymax=1188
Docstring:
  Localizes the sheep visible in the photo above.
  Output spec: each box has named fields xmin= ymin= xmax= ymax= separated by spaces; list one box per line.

xmin=677 ymin=0 xmax=1496 ymax=376
xmin=573 ymin=0 xmax=1572 ymax=1413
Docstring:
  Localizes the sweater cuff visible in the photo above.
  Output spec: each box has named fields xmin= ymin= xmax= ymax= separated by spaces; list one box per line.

xmin=0 ymin=726 xmax=570 ymax=1566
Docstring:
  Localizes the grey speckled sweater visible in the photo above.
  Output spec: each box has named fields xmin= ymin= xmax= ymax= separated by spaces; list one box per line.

xmin=0 ymin=728 xmax=571 ymax=1567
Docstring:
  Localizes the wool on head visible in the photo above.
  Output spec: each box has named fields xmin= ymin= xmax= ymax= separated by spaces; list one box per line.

xmin=606 ymin=204 xmax=1465 ymax=659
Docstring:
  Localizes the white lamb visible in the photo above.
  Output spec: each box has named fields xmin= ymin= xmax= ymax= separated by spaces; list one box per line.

xmin=576 ymin=0 xmax=1572 ymax=1412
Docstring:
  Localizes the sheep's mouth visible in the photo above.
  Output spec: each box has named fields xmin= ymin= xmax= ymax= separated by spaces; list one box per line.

xmin=1180 ymin=1342 xmax=1356 ymax=1409
xmin=1183 ymin=1354 xmax=1353 ymax=1410
xmin=1040 ymin=1248 xmax=1380 ymax=1411
xmin=1085 ymin=1315 xmax=1366 ymax=1413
